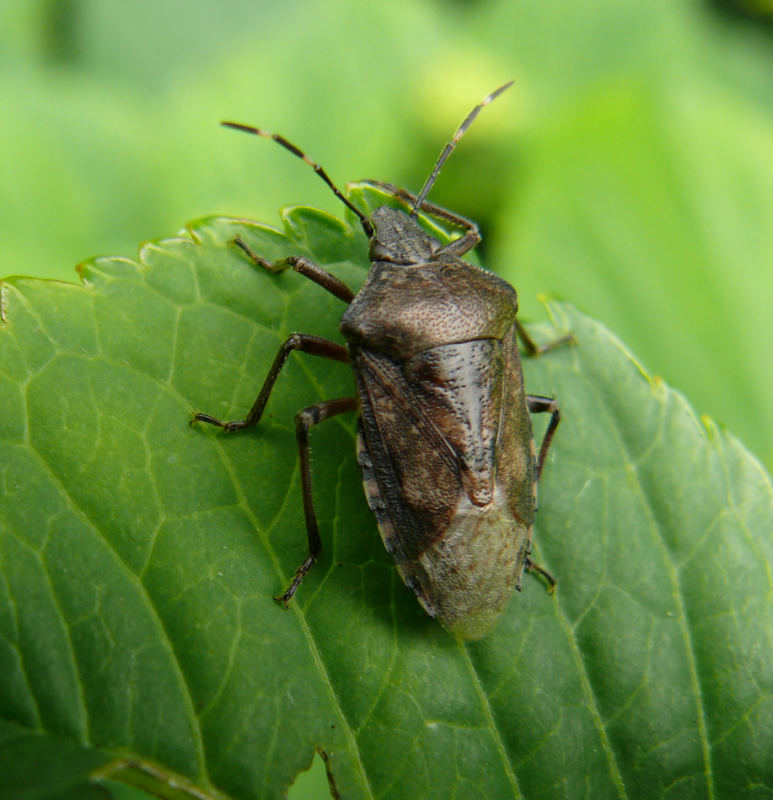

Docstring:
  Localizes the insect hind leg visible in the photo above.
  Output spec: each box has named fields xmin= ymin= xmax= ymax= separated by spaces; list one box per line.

xmin=524 ymin=557 xmax=557 ymax=593
xmin=276 ymin=396 xmax=358 ymax=606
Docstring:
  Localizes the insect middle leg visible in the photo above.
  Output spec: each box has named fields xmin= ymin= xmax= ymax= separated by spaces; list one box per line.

xmin=192 ymin=334 xmax=349 ymax=430
xmin=192 ymin=334 xmax=356 ymax=604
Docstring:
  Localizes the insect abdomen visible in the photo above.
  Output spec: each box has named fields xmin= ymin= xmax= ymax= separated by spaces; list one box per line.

xmin=357 ymin=423 xmax=530 ymax=639
xmin=410 ymin=491 xmax=531 ymax=639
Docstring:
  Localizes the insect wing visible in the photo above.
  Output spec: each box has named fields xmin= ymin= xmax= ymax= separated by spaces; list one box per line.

xmin=353 ymin=347 xmax=462 ymax=566
xmin=353 ymin=333 xmax=534 ymax=638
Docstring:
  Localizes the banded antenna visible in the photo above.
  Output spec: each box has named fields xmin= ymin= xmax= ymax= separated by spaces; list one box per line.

xmin=221 ymin=120 xmax=375 ymax=239
xmin=411 ymin=80 xmax=514 ymax=217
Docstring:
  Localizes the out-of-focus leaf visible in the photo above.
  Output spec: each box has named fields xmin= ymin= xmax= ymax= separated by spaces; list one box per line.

xmin=501 ymin=81 xmax=773 ymax=468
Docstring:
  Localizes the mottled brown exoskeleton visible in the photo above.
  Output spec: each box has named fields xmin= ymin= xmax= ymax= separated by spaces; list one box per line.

xmin=193 ymin=82 xmax=570 ymax=639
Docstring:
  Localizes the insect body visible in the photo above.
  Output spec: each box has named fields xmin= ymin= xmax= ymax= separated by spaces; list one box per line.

xmin=194 ymin=83 xmax=568 ymax=639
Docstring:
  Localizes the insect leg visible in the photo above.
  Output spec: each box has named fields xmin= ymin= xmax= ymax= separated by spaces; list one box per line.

xmin=232 ymin=237 xmax=355 ymax=303
xmin=191 ymin=334 xmax=349 ymax=430
xmin=277 ymin=396 xmax=358 ymax=605
xmin=516 ymin=319 xmax=575 ymax=356
xmin=359 ymin=179 xmax=481 ymax=257
xmin=526 ymin=394 xmax=561 ymax=481
xmin=524 ymin=395 xmax=561 ymax=592
xmin=524 ymin=558 xmax=557 ymax=592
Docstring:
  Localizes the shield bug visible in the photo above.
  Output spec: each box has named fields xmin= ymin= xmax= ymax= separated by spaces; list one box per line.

xmin=193 ymin=82 xmax=571 ymax=639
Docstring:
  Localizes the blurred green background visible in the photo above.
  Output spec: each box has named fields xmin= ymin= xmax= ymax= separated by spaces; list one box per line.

xmin=2 ymin=0 xmax=773 ymax=792
xmin=1 ymin=0 xmax=772 ymax=797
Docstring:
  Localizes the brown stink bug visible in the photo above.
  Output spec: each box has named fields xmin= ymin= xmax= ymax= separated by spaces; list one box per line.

xmin=193 ymin=82 xmax=571 ymax=639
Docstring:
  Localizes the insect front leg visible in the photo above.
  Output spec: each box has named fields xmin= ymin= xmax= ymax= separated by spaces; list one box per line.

xmin=277 ymin=396 xmax=358 ymax=606
xmin=192 ymin=334 xmax=349 ymax=430
xmin=232 ymin=236 xmax=355 ymax=303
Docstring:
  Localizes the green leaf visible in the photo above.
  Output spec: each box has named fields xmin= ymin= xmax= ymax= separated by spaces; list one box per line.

xmin=500 ymin=78 xmax=773 ymax=473
xmin=1 ymin=189 xmax=771 ymax=799
xmin=0 ymin=720 xmax=218 ymax=800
